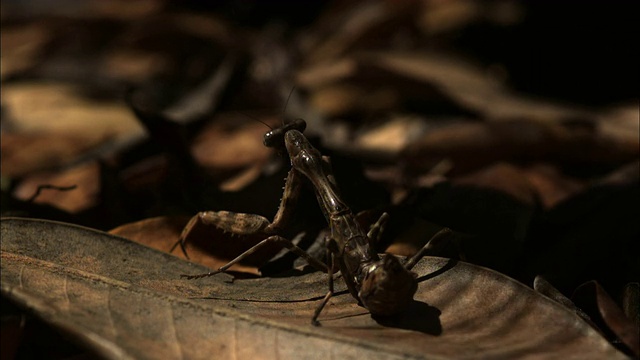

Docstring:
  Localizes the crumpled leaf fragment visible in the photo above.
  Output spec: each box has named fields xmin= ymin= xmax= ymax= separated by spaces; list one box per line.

xmin=572 ymin=281 xmax=640 ymax=357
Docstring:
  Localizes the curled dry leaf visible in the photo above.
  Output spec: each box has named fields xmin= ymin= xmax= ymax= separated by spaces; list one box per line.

xmin=572 ymin=281 xmax=640 ymax=357
xmin=453 ymin=162 xmax=537 ymax=206
xmin=453 ymin=163 xmax=588 ymax=210
xmin=1 ymin=82 xmax=147 ymax=181
xmin=307 ymin=82 xmax=399 ymax=118
xmin=401 ymin=118 xmax=639 ymax=174
xmin=108 ymin=215 xmax=191 ymax=255
xmin=299 ymin=55 xmax=475 ymax=119
xmin=519 ymin=164 xmax=586 ymax=209
xmin=355 ymin=116 xmax=428 ymax=154
xmin=108 ymin=216 xmax=278 ymax=276
xmin=0 ymin=132 xmax=106 ymax=179
xmin=1 ymin=83 xmax=144 ymax=141
xmin=191 ymin=116 xmax=276 ymax=171
xmin=301 ymin=1 xmax=417 ymax=65
xmin=533 ymin=275 xmax=595 ymax=328
xmin=364 ymin=52 xmax=590 ymax=122
xmin=0 ymin=22 xmax=51 ymax=78
xmin=12 ymin=161 xmax=101 ymax=213
xmin=300 ymin=51 xmax=590 ymax=122
xmin=1 ymin=218 xmax=626 ymax=359
xmin=597 ymin=161 xmax=640 ymax=187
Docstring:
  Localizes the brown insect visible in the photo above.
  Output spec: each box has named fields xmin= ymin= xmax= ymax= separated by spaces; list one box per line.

xmin=177 ymin=118 xmax=451 ymax=325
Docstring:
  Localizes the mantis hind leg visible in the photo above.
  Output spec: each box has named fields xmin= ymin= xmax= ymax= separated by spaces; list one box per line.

xmin=312 ymin=248 xmax=336 ymax=326
xmin=180 ymin=235 xmax=329 ymax=279
xmin=366 ymin=212 xmax=390 ymax=246
xmin=404 ymin=227 xmax=454 ymax=271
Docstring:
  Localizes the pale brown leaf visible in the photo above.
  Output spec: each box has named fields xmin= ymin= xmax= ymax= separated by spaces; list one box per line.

xmin=1 ymin=132 xmax=104 ymax=179
xmin=12 ymin=161 xmax=101 ymax=213
xmin=1 ymin=218 xmax=626 ymax=359
xmin=108 ymin=216 xmax=261 ymax=275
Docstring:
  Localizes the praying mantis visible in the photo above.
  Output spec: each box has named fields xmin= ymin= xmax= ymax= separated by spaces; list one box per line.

xmin=176 ymin=118 xmax=451 ymax=325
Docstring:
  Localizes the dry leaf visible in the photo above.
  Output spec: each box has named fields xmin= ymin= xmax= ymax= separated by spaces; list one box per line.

xmin=0 ymin=22 xmax=50 ymax=78
xmin=401 ymin=119 xmax=638 ymax=174
xmin=572 ymin=281 xmax=640 ymax=357
xmin=12 ymin=161 xmax=101 ymax=213
xmin=520 ymin=164 xmax=586 ymax=209
xmin=1 ymin=132 xmax=105 ymax=178
xmin=1 ymin=218 xmax=626 ymax=359
xmin=191 ymin=116 xmax=276 ymax=171
xmin=108 ymin=216 xmax=264 ymax=275
xmin=2 ymin=82 xmax=144 ymax=145
xmin=454 ymin=162 xmax=537 ymax=206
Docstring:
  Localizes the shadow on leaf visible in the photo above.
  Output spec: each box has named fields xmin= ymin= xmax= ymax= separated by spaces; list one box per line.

xmin=373 ymin=300 xmax=443 ymax=336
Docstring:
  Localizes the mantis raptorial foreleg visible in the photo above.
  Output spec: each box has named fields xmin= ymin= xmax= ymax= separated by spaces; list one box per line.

xmin=180 ymin=118 xmax=455 ymax=325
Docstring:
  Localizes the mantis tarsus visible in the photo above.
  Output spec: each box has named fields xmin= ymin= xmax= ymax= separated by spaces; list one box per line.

xmin=177 ymin=118 xmax=451 ymax=325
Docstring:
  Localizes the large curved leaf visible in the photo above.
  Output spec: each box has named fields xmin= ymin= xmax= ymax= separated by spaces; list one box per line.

xmin=1 ymin=218 xmax=625 ymax=359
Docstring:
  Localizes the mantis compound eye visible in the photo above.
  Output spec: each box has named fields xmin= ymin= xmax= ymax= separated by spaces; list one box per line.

xmin=263 ymin=118 xmax=307 ymax=148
